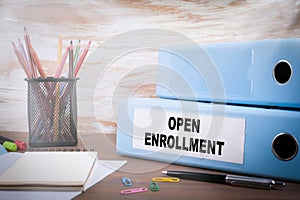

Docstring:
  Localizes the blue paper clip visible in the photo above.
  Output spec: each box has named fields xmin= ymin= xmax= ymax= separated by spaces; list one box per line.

xmin=122 ymin=177 xmax=132 ymax=186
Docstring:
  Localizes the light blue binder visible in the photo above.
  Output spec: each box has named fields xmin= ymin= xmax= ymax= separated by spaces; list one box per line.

xmin=156 ymin=39 xmax=300 ymax=108
xmin=116 ymin=98 xmax=300 ymax=182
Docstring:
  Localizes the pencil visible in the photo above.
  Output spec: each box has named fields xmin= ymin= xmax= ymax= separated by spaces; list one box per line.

xmin=74 ymin=40 xmax=91 ymax=77
xmin=53 ymin=83 xmax=60 ymax=142
xmin=18 ymin=38 xmax=29 ymax=67
xmin=24 ymin=27 xmax=37 ymax=78
xmin=55 ymin=46 xmax=70 ymax=78
xmin=53 ymin=44 xmax=70 ymax=141
xmin=69 ymin=40 xmax=73 ymax=78
xmin=30 ymin=45 xmax=47 ymax=78
xmin=53 ymin=36 xmax=67 ymax=141
xmin=12 ymin=42 xmax=32 ymax=78
xmin=57 ymin=35 xmax=62 ymax=66
xmin=73 ymin=40 xmax=80 ymax=69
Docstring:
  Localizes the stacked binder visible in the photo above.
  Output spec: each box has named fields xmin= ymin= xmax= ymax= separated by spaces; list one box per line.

xmin=116 ymin=39 xmax=300 ymax=181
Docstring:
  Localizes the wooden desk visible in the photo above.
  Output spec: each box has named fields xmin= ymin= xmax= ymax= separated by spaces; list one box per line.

xmin=1 ymin=131 xmax=300 ymax=200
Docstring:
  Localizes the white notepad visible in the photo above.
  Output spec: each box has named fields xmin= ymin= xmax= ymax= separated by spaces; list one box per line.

xmin=0 ymin=151 xmax=97 ymax=191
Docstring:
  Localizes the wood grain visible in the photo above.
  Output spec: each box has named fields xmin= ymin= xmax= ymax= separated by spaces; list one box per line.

xmin=0 ymin=0 xmax=299 ymax=132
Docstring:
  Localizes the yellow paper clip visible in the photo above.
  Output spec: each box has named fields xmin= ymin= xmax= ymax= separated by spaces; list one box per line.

xmin=152 ymin=177 xmax=180 ymax=183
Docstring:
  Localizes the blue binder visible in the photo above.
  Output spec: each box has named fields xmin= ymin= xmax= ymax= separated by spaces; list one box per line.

xmin=156 ymin=39 xmax=300 ymax=108
xmin=116 ymin=98 xmax=300 ymax=181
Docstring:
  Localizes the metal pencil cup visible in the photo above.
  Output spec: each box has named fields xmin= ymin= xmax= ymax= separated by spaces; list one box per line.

xmin=26 ymin=77 xmax=79 ymax=147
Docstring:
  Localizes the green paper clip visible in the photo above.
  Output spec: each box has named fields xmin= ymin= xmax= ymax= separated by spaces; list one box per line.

xmin=150 ymin=182 xmax=159 ymax=192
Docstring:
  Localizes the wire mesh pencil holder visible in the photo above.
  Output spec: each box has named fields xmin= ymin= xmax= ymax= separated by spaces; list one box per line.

xmin=26 ymin=77 xmax=79 ymax=147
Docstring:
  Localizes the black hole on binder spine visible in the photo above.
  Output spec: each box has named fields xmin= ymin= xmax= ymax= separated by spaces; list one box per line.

xmin=272 ymin=133 xmax=298 ymax=161
xmin=273 ymin=61 xmax=292 ymax=85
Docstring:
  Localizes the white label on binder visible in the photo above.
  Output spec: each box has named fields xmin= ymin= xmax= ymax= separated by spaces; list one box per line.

xmin=132 ymin=107 xmax=245 ymax=164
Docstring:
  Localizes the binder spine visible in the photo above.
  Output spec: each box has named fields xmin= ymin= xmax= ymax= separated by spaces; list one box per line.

xmin=156 ymin=39 xmax=300 ymax=108
xmin=116 ymin=98 xmax=300 ymax=181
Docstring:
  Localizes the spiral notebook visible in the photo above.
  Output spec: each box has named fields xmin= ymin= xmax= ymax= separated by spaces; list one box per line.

xmin=0 ymin=151 xmax=97 ymax=191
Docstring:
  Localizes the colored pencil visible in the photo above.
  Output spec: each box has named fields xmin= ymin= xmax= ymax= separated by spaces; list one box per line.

xmin=69 ymin=40 xmax=73 ymax=78
xmin=74 ymin=41 xmax=91 ymax=77
xmin=73 ymin=40 xmax=81 ymax=69
xmin=55 ymin=46 xmax=70 ymax=78
xmin=24 ymin=27 xmax=37 ymax=78
xmin=30 ymin=45 xmax=47 ymax=78
xmin=12 ymin=42 xmax=32 ymax=78
xmin=57 ymin=35 xmax=62 ymax=66
xmin=53 ymin=83 xmax=60 ymax=142
xmin=17 ymin=38 xmax=29 ymax=67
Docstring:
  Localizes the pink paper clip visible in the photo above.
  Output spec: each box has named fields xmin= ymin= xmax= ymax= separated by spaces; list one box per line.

xmin=120 ymin=187 xmax=148 ymax=195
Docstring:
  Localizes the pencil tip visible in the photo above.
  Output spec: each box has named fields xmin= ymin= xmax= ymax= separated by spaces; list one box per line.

xmin=12 ymin=41 xmax=17 ymax=48
xmin=24 ymin=26 xmax=27 ymax=31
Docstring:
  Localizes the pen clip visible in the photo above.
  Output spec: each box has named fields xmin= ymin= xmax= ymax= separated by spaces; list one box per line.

xmin=152 ymin=177 xmax=180 ymax=183
xmin=225 ymin=175 xmax=285 ymax=190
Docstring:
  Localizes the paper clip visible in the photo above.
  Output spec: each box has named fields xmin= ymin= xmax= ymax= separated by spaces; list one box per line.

xmin=152 ymin=177 xmax=180 ymax=182
xmin=150 ymin=182 xmax=159 ymax=192
xmin=120 ymin=187 xmax=148 ymax=195
xmin=122 ymin=177 xmax=132 ymax=186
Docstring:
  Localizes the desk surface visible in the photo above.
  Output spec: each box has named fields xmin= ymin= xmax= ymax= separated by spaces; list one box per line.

xmin=1 ymin=131 xmax=300 ymax=200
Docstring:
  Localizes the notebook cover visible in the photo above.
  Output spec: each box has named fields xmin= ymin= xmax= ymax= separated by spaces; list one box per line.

xmin=0 ymin=151 xmax=97 ymax=191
